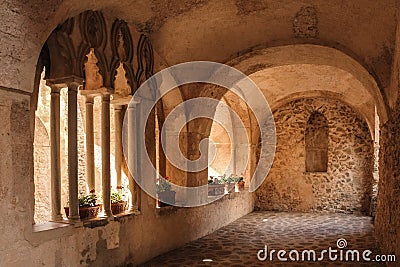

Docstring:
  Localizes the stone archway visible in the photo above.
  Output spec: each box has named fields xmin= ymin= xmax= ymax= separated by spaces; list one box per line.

xmin=196 ymin=44 xmax=385 ymax=194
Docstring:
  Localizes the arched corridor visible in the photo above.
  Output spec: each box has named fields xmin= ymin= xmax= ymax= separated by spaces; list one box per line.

xmin=0 ymin=1 xmax=399 ymax=267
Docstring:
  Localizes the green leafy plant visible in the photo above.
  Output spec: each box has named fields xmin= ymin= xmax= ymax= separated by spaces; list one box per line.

xmin=209 ymin=175 xmax=243 ymax=184
xmin=78 ymin=189 xmax=98 ymax=207
xmin=111 ymin=191 xmax=126 ymax=204
xmin=156 ymin=176 xmax=172 ymax=192
xmin=223 ymin=175 xmax=243 ymax=184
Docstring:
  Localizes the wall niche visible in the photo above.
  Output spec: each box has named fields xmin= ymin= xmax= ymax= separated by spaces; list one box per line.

xmin=305 ymin=112 xmax=328 ymax=172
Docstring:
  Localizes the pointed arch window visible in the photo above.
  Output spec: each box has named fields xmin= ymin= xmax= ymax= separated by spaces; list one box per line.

xmin=305 ymin=112 xmax=328 ymax=172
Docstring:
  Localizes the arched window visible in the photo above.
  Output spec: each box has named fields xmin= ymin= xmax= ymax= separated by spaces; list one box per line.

xmin=305 ymin=112 xmax=328 ymax=172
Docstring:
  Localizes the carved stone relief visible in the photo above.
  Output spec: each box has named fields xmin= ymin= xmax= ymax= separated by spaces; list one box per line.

xmin=84 ymin=48 xmax=104 ymax=91
xmin=111 ymin=19 xmax=135 ymax=95
xmin=136 ymin=34 xmax=154 ymax=86
xmin=78 ymin=10 xmax=108 ymax=88
xmin=40 ymin=10 xmax=155 ymax=94
xmin=45 ymin=18 xmax=76 ymax=78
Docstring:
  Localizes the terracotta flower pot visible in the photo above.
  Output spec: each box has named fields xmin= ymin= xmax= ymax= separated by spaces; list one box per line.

xmin=208 ymin=184 xmax=225 ymax=196
xmin=64 ymin=205 xmax=100 ymax=220
xmin=224 ymin=183 xmax=235 ymax=193
xmin=111 ymin=201 xmax=127 ymax=215
xmin=235 ymin=181 xmax=245 ymax=191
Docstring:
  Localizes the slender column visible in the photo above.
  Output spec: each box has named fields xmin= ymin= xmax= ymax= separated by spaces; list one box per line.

xmin=50 ymin=86 xmax=62 ymax=221
xmin=127 ymin=102 xmax=137 ymax=211
xmin=114 ymin=105 xmax=123 ymax=193
xmin=68 ymin=82 xmax=80 ymax=222
xmin=102 ymin=93 xmax=112 ymax=217
xmin=85 ymin=96 xmax=95 ymax=192
xmin=135 ymin=100 xmax=142 ymax=211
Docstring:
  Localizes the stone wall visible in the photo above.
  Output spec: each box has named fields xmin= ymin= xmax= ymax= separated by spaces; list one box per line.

xmin=0 ymin=90 xmax=34 ymax=256
xmin=3 ymin=175 xmax=253 ymax=266
xmin=375 ymin=98 xmax=400 ymax=264
xmin=33 ymin=117 xmax=51 ymax=223
xmin=255 ymin=98 xmax=374 ymax=213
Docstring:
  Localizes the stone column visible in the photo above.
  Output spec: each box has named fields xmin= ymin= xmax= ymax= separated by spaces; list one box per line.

xmin=102 ymin=93 xmax=113 ymax=218
xmin=114 ymin=105 xmax=123 ymax=193
xmin=50 ymin=86 xmax=62 ymax=221
xmin=185 ymin=131 xmax=208 ymax=205
xmin=85 ymin=96 xmax=95 ymax=192
xmin=232 ymin=134 xmax=237 ymax=176
xmin=127 ymin=100 xmax=140 ymax=212
xmin=67 ymin=82 xmax=80 ymax=222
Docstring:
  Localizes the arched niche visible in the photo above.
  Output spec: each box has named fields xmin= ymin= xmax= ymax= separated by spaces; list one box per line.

xmin=305 ymin=112 xmax=328 ymax=172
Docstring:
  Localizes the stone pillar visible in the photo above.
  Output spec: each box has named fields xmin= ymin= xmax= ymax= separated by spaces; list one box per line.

xmin=50 ymin=86 xmax=62 ymax=221
xmin=85 ymin=96 xmax=95 ymax=192
xmin=102 ymin=93 xmax=113 ymax=218
xmin=114 ymin=105 xmax=123 ymax=193
xmin=232 ymin=135 xmax=237 ymax=176
xmin=185 ymin=131 xmax=208 ymax=205
xmin=67 ymin=82 xmax=80 ymax=222
xmin=127 ymin=101 xmax=139 ymax=211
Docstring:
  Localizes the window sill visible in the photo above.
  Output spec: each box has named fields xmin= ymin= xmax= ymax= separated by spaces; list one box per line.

xmin=26 ymin=211 xmax=141 ymax=245
xmin=155 ymin=190 xmax=249 ymax=216
xmin=32 ymin=221 xmax=71 ymax=232
xmin=83 ymin=210 xmax=141 ymax=228
xmin=207 ymin=189 xmax=247 ymax=201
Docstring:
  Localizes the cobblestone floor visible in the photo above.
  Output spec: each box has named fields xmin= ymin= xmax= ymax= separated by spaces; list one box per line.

xmin=140 ymin=211 xmax=386 ymax=266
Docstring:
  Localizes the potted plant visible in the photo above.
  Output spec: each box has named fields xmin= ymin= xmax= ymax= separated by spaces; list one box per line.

xmin=220 ymin=175 xmax=245 ymax=193
xmin=64 ymin=189 xmax=100 ymax=220
xmin=235 ymin=176 xmax=245 ymax=192
xmin=208 ymin=176 xmax=225 ymax=196
xmin=111 ymin=186 xmax=127 ymax=214
xmin=222 ymin=176 xmax=235 ymax=193
xmin=156 ymin=176 xmax=176 ymax=207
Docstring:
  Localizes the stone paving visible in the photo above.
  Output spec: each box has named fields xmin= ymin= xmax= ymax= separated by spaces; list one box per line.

xmin=140 ymin=211 xmax=386 ymax=266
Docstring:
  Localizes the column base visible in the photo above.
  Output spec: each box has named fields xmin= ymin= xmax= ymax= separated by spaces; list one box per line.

xmin=68 ymin=216 xmax=82 ymax=227
xmin=129 ymin=206 xmax=139 ymax=213
xmin=103 ymin=211 xmax=114 ymax=221
xmin=51 ymin=214 xmax=64 ymax=222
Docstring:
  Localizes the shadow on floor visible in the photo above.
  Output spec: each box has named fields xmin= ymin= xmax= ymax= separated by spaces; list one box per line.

xmin=140 ymin=211 xmax=385 ymax=266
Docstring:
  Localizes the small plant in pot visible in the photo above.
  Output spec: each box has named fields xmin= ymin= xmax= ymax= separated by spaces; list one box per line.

xmin=64 ymin=189 xmax=100 ymax=220
xmin=235 ymin=176 xmax=245 ymax=192
xmin=156 ymin=176 xmax=176 ymax=207
xmin=222 ymin=175 xmax=245 ymax=193
xmin=111 ymin=186 xmax=127 ymax=215
xmin=208 ymin=176 xmax=225 ymax=196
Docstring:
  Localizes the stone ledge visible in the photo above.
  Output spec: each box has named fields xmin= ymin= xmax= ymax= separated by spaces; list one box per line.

xmin=25 ymin=222 xmax=76 ymax=246
xmin=82 ymin=210 xmax=141 ymax=228
xmin=32 ymin=221 xmax=71 ymax=232
xmin=26 ymin=210 xmax=141 ymax=245
xmin=155 ymin=190 xmax=250 ymax=216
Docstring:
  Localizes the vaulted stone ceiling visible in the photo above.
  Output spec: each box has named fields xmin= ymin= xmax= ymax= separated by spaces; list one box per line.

xmin=228 ymin=44 xmax=386 ymax=134
xmin=1 ymin=0 xmax=398 ymax=120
